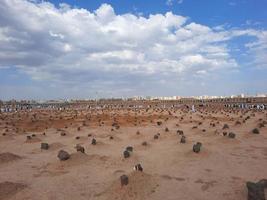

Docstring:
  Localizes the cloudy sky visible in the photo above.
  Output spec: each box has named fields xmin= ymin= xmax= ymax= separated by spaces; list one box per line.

xmin=0 ymin=0 xmax=266 ymax=100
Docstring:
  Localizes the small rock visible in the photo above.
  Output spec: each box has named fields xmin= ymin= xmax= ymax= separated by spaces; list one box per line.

xmin=223 ymin=132 xmax=227 ymax=136
xmin=180 ymin=136 xmax=186 ymax=143
xmin=109 ymin=136 xmax=114 ymax=140
xmin=235 ymin=121 xmax=241 ymax=125
xmin=57 ymin=150 xmax=70 ymax=161
xmin=126 ymin=146 xmax=133 ymax=152
xmin=157 ymin=121 xmax=162 ymax=126
xmin=247 ymin=179 xmax=267 ymax=200
xmin=27 ymin=135 xmax=32 ymax=140
xmin=75 ymin=144 xmax=85 ymax=153
xmin=123 ymin=150 xmax=130 ymax=158
xmin=91 ymin=138 xmax=96 ymax=145
xmin=154 ymin=135 xmax=159 ymax=139
xmin=134 ymin=164 xmax=143 ymax=172
xmin=120 ymin=175 xmax=129 ymax=186
xmin=193 ymin=142 xmax=202 ymax=153
xmin=41 ymin=143 xmax=49 ymax=150
xmin=222 ymin=124 xmax=229 ymax=129
xmin=258 ymin=123 xmax=265 ymax=128
xmin=252 ymin=128 xmax=260 ymax=134
xmin=60 ymin=132 xmax=66 ymax=136
xmin=142 ymin=141 xmax=147 ymax=146
xmin=228 ymin=132 xmax=236 ymax=138
xmin=75 ymin=136 xmax=80 ymax=140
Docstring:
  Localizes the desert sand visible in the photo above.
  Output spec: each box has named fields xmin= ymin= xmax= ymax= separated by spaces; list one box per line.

xmin=0 ymin=106 xmax=266 ymax=200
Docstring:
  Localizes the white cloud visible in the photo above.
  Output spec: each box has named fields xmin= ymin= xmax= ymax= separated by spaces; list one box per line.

xmin=166 ymin=0 xmax=184 ymax=6
xmin=0 ymin=0 xmax=266 ymax=98
xmin=166 ymin=0 xmax=173 ymax=6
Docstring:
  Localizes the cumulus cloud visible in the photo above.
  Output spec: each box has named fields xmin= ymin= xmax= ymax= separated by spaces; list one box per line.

xmin=166 ymin=0 xmax=184 ymax=6
xmin=0 ymin=0 xmax=266 ymax=98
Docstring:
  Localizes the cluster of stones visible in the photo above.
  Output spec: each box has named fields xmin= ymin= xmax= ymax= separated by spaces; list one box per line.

xmin=123 ymin=146 xmax=133 ymax=158
xmin=120 ymin=164 xmax=143 ymax=187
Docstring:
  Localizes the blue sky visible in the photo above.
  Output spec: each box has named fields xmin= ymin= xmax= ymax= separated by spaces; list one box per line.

xmin=50 ymin=0 xmax=267 ymax=27
xmin=0 ymin=0 xmax=266 ymax=100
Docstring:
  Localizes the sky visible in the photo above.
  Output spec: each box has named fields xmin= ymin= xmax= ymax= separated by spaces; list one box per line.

xmin=0 ymin=0 xmax=266 ymax=100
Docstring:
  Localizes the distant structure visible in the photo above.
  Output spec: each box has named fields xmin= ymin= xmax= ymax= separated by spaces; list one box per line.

xmin=0 ymin=96 xmax=267 ymax=112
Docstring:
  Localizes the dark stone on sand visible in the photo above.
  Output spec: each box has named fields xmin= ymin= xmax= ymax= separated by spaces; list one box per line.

xmin=120 ymin=175 xmax=129 ymax=186
xmin=75 ymin=136 xmax=80 ymax=140
xmin=60 ymin=132 xmax=66 ymax=136
xmin=228 ymin=132 xmax=236 ymax=138
xmin=193 ymin=142 xmax=202 ymax=153
xmin=252 ymin=128 xmax=260 ymax=134
xmin=75 ymin=144 xmax=85 ymax=153
xmin=142 ymin=141 xmax=147 ymax=146
xmin=41 ymin=143 xmax=49 ymax=150
xmin=157 ymin=121 xmax=162 ymax=126
xmin=134 ymin=163 xmax=143 ymax=172
xmin=57 ymin=150 xmax=70 ymax=161
xmin=109 ymin=136 xmax=114 ymax=140
xmin=177 ymin=130 xmax=184 ymax=135
xmin=222 ymin=124 xmax=229 ymax=129
xmin=245 ymin=116 xmax=250 ymax=120
xmin=27 ymin=135 xmax=31 ymax=140
xmin=165 ymin=127 xmax=169 ymax=132
xmin=154 ymin=135 xmax=159 ymax=139
xmin=235 ymin=121 xmax=241 ymax=125
xmin=259 ymin=123 xmax=265 ymax=128
xmin=180 ymin=136 xmax=186 ymax=143
xmin=223 ymin=132 xmax=227 ymax=136
xmin=123 ymin=150 xmax=130 ymax=158
xmin=247 ymin=179 xmax=267 ymax=200
xmin=91 ymin=138 xmax=96 ymax=145
xmin=126 ymin=146 xmax=133 ymax=152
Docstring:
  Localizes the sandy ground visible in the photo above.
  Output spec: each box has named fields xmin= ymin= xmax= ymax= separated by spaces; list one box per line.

xmin=0 ymin=107 xmax=266 ymax=200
